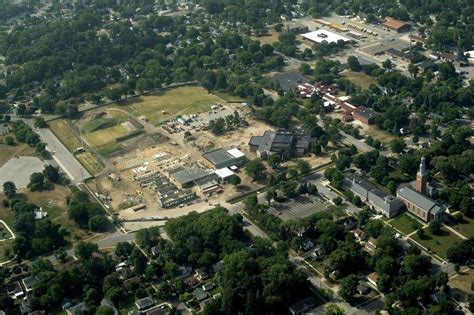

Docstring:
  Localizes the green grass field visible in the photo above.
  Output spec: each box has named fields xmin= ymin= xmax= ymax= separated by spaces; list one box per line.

xmin=389 ymin=213 xmax=421 ymax=235
xmin=82 ymin=117 xmax=120 ymax=133
xmin=342 ymin=71 xmax=377 ymax=90
xmin=449 ymin=268 xmax=474 ymax=294
xmin=118 ymin=85 xmax=222 ymax=124
xmin=411 ymin=227 xmax=463 ymax=259
xmin=49 ymin=119 xmax=82 ymax=151
xmin=76 ymin=151 xmax=104 ymax=175
xmin=451 ymin=215 xmax=474 ymax=238
xmin=85 ymin=124 xmax=129 ymax=147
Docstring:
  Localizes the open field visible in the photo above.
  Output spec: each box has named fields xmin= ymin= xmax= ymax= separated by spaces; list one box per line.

xmin=411 ymin=227 xmax=463 ymax=259
xmin=117 ymin=86 xmax=222 ymax=125
xmin=362 ymin=125 xmax=397 ymax=144
xmin=251 ymin=30 xmax=280 ymax=45
xmin=342 ymin=71 xmax=377 ymax=90
xmin=449 ymin=268 xmax=474 ymax=294
xmin=451 ymin=214 xmax=474 ymax=239
xmin=0 ymin=239 xmax=13 ymax=263
xmin=212 ymin=90 xmax=249 ymax=103
xmin=48 ymin=119 xmax=82 ymax=151
xmin=76 ymin=151 xmax=104 ymax=175
xmin=85 ymin=124 xmax=128 ymax=147
xmin=389 ymin=213 xmax=420 ymax=235
xmin=0 ymin=134 xmax=36 ymax=166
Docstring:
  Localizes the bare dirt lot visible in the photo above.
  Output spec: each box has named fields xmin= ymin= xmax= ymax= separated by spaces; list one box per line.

xmin=190 ymin=117 xmax=273 ymax=158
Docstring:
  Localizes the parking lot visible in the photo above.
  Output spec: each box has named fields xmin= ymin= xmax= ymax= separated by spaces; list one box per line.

xmin=162 ymin=103 xmax=246 ymax=134
xmin=268 ymin=195 xmax=330 ymax=220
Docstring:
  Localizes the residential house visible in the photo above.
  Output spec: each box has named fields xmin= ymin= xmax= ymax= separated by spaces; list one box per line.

xmin=6 ymin=281 xmax=24 ymax=299
xmin=135 ymin=297 xmax=155 ymax=311
xmin=288 ymin=297 xmax=317 ymax=315
xmin=367 ymin=272 xmax=379 ymax=289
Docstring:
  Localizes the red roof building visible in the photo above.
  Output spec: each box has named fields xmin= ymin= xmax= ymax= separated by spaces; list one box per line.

xmin=383 ymin=17 xmax=411 ymax=32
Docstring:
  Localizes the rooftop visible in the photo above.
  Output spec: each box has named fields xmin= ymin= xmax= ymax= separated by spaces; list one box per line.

xmin=397 ymin=186 xmax=445 ymax=214
xmin=353 ymin=106 xmax=378 ymax=120
xmin=301 ymin=29 xmax=350 ymax=44
xmin=169 ymin=167 xmax=216 ymax=185
xmin=202 ymin=148 xmax=245 ymax=166
xmin=383 ymin=17 xmax=410 ymax=30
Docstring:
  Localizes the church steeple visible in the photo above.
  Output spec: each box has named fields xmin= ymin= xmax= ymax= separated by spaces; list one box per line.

xmin=416 ymin=157 xmax=427 ymax=194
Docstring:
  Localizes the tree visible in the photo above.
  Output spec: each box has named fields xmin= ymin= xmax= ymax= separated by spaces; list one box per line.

xmin=3 ymin=181 xmax=17 ymax=199
xmin=347 ymin=56 xmax=361 ymax=72
xmin=28 ymin=172 xmax=45 ymax=191
xmin=299 ymin=63 xmax=312 ymax=75
xmin=339 ymin=275 xmax=359 ymax=302
xmin=446 ymin=239 xmax=474 ymax=264
xmin=245 ymin=158 xmax=265 ymax=180
xmin=34 ymin=117 xmax=47 ymax=128
xmin=95 ymin=305 xmax=114 ymax=315
xmin=268 ymin=154 xmax=281 ymax=169
xmin=325 ymin=304 xmax=345 ymax=315
xmin=75 ymin=241 xmax=98 ymax=260
xmin=382 ymin=59 xmax=394 ymax=70
xmin=266 ymin=189 xmax=276 ymax=204
xmin=324 ymin=167 xmax=343 ymax=189
xmin=228 ymin=175 xmax=241 ymax=186
xmin=43 ymin=165 xmax=60 ymax=183
xmin=429 ymin=220 xmax=441 ymax=235
xmin=390 ymin=138 xmax=406 ymax=154
xmin=4 ymin=136 xmax=14 ymax=145
xmin=296 ymin=159 xmax=311 ymax=174
xmin=88 ymin=215 xmax=108 ymax=232
xmin=115 ymin=242 xmax=134 ymax=257
xmin=408 ymin=63 xmax=419 ymax=78
xmin=417 ymin=227 xmax=425 ymax=238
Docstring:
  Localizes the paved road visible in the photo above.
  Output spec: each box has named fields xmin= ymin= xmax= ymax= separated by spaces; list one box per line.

xmin=37 ymin=127 xmax=92 ymax=184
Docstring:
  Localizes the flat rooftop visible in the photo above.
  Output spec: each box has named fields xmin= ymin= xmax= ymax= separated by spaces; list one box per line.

xmin=169 ymin=167 xmax=216 ymax=185
xmin=301 ymin=29 xmax=350 ymax=44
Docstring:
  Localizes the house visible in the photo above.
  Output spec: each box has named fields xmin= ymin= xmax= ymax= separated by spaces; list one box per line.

xmin=352 ymin=228 xmax=366 ymax=242
xmin=352 ymin=106 xmax=378 ymax=125
xmin=383 ymin=17 xmax=411 ymax=32
xmin=183 ymin=276 xmax=200 ymax=289
xmin=135 ymin=297 xmax=155 ymax=311
xmin=195 ymin=269 xmax=209 ymax=281
xmin=22 ymin=276 xmax=36 ymax=293
xmin=6 ymin=281 xmax=24 ymax=299
xmin=211 ymin=260 xmax=224 ymax=273
xmin=202 ymin=148 xmax=246 ymax=170
xmin=357 ymin=281 xmax=371 ymax=295
xmin=300 ymin=238 xmax=315 ymax=252
xmin=364 ymin=238 xmax=377 ymax=255
xmin=0 ymin=124 xmax=10 ymax=135
xmin=193 ymin=288 xmax=209 ymax=301
xmin=64 ymin=302 xmax=88 ymax=315
xmin=202 ymin=283 xmax=216 ymax=291
xmin=343 ymin=173 xmax=403 ymax=218
xmin=367 ymin=272 xmax=379 ymax=289
xmin=397 ymin=186 xmax=446 ymax=222
xmin=288 ymin=297 xmax=317 ymax=315
xmin=177 ymin=266 xmax=192 ymax=279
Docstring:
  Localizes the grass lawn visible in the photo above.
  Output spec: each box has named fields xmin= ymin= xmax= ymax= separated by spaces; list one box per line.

xmin=451 ymin=215 xmax=474 ymax=239
xmin=213 ymin=90 xmax=248 ymax=103
xmin=0 ymin=239 xmax=13 ymax=263
xmin=411 ymin=227 xmax=463 ymax=259
xmin=364 ymin=125 xmax=397 ymax=144
xmin=76 ymin=151 xmax=104 ymax=175
xmin=449 ymin=268 xmax=474 ymax=294
xmin=342 ymin=71 xmax=377 ymax=90
xmin=389 ymin=213 xmax=421 ymax=235
xmin=0 ymin=134 xmax=36 ymax=166
xmin=118 ymin=85 xmax=222 ymax=125
xmin=85 ymin=124 xmax=128 ymax=147
xmin=251 ymin=30 xmax=280 ymax=45
xmin=48 ymin=119 xmax=82 ymax=151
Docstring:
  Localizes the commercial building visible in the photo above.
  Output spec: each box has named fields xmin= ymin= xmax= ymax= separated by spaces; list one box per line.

xmin=283 ymin=22 xmax=309 ymax=34
xmin=301 ymin=29 xmax=351 ymax=44
xmin=249 ymin=129 xmax=312 ymax=160
xmin=383 ymin=17 xmax=411 ymax=32
xmin=168 ymin=167 xmax=217 ymax=189
xmin=343 ymin=173 xmax=403 ymax=218
xmin=397 ymin=186 xmax=445 ymax=222
xmin=202 ymin=148 xmax=246 ymax=169
xmin=352 ymin=106 xmax=378 ymax=125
